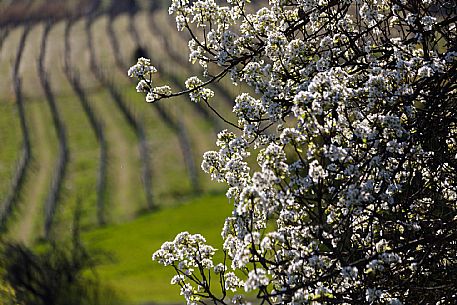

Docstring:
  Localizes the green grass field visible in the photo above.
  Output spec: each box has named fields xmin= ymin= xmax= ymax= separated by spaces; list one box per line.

xmin=83 ymin=193 xmax=232 ymax=304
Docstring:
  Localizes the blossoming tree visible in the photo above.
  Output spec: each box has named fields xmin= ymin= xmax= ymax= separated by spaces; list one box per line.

xmin=129 ymin=0 xmax=456 ymax=304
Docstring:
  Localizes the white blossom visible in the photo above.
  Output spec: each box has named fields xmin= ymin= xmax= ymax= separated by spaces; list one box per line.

xmin=133 ymin=1 xmax=457 ymax=304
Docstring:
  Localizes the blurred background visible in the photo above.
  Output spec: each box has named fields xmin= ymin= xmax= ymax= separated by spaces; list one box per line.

xmin=0 ymin=0 xmax=238 ymax=304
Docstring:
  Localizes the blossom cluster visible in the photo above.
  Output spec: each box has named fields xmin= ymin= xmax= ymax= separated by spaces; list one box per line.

xmin=131 ymin=1 xmax=457 ymax=304
xmin=128 ymin=57 xmax=157 ymax=79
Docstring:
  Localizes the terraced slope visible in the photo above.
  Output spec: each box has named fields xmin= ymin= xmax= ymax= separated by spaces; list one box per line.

xmin=0 ymin=5 xmax=233 ymax=244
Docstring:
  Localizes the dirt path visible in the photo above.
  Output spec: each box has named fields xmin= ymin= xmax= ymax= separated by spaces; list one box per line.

xmin=10 ymin=102 xmax=54 ymax=243
xmin=100 ymin=14 xmax=154 ymax=210
xmin=85 ymin=16 xmax=148 ymax=219
xmin=89 ymin=90 xmax=140 ymax=222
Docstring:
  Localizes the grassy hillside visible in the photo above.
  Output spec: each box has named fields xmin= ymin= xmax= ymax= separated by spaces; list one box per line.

xmin=0 ymin=2 xmax=237 ymax=304
xmin=0 ymin=8 xmax=231 ymax=240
